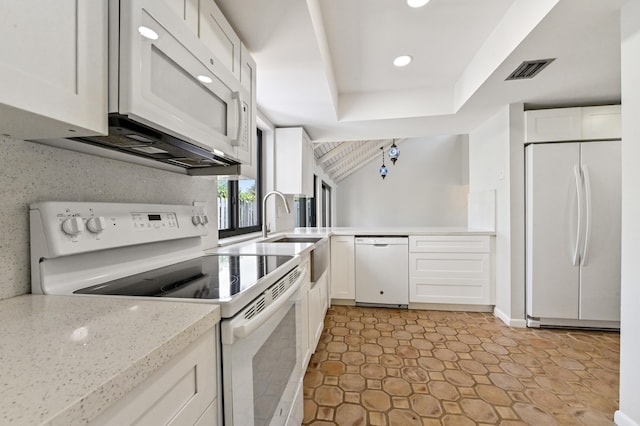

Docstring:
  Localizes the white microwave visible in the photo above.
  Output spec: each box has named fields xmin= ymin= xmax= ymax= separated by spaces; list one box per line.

xmin=74 ymin=0 xmax=249 ymax=170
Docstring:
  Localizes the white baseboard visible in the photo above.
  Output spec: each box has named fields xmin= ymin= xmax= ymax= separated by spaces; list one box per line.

xmin=615 ymin=410 xmax=640 ymax=426
xmin=408 ymin=303 xmax=493 ymax=313
xmin=494 ymin=307 xmax=527 ymax=328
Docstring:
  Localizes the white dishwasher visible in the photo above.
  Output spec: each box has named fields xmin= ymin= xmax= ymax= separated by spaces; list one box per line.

xmin=355 ymin=237 xmax=409 ymax=308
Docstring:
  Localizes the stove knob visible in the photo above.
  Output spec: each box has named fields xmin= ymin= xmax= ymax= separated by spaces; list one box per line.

xmin=200 ymin=215 xmax=209 ymax=225
xmin=86 ymin=216 xmax=106 ymax=234
xmin=61 ymin=217 xmax=84 ymax=236
xmin=192 ymin=215 xmax=201 ymax=226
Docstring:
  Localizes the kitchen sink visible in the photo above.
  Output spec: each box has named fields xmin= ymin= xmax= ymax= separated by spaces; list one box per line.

xmin=268 ymin=236 xmax=323 ymax=243
xmin=260 ymin=236 xmax=328 ymax=281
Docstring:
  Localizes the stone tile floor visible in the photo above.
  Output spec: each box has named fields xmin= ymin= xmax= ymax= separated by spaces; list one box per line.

xmin=302 ymin=306 xmax=619 ymax=425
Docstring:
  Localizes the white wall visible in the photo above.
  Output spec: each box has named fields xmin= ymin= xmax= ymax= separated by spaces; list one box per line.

xmin=468 ymin=104 xmax=526 ymax=327
xmin=335 ymin=135 xmax=469 ymax=227
xmin=0 ymin=136 xmax=218 ymax=301
xmin=616 ymin=3 xmax=640 ymax=425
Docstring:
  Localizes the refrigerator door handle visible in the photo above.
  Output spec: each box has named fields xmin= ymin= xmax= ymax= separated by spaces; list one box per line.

xmin=581 ymin=165 xmax=592 ymax=266
xmin=572 ymin=165 xmax=583 ymax=266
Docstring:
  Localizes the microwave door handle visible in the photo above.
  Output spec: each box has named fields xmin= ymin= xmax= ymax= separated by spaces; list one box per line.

xmin=230 ymin=91 xmax=244 ymax=146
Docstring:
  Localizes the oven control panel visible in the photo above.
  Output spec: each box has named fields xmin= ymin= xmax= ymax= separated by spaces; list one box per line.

xmin=131 ymin=212 xmax=178 ymax=231
xmin=30 ymin=202 xmax=209 ymax=259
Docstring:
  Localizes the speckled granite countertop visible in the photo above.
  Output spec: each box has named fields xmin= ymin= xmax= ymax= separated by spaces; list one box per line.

xmin=0 ymin=295 xmax=220 ymax=425
xmin=286 ymin=227 xmax=496 ymax=236
xmin=211 ymin=227 xmax=494 ymax=255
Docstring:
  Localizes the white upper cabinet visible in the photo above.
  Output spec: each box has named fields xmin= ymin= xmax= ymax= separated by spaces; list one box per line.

xmin=275 ymin=127 xmax=315 ymax=197
xmin=198 ymin=0 xmax=241 ymax=80
xmin=0 ymin=0 xmax=108 ymax=140
xmin=525 ymin=107 xmax=582 ymax=142
xmin=525 ymin=105 xmax=621 ymax=143
xmin=165 ymin=0 xmax=198 ymax=32
xmin=581 ymin=105 xmax=622 ymax=140
xmin=234 ymin=43 xmax=256 ymax=164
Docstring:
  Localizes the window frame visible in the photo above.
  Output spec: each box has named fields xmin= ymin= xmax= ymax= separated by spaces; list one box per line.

xmin=218 ymin=129 xmax=263 ymax=238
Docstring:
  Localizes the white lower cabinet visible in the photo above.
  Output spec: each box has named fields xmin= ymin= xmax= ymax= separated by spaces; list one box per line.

xmin=308 ymin=272 xmax=329 ymax=350
xmin=301 ymin=276 xmax=312 ymax=367
xmin=409 ymin=236 xmax=493 ymax=306
xmin=92 ymin=329 xmax=219 ymax=426
xmin=330 ymin=236 xmax=355 ymax=300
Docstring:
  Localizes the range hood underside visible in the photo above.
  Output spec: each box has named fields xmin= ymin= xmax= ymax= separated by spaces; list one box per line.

xmin=71 ymin=114 xmax=240 ymax=175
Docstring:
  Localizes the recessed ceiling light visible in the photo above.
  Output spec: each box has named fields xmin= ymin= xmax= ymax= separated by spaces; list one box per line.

xmin=407 ymin=0 xmax=431 ymax=8
xmin=393 ymin=55 xmax=412 ymax=67
xmin=138 ymin=26 xmax=159 ymax=40
xmin=197 ymin=75 xmax=213 ymax=84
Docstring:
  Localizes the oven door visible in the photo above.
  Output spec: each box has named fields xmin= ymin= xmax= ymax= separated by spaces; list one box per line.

xmin=115 ymin=0 xmax=246 ymax=160
xmin=221 ymin=267 xmax=307 ymax=426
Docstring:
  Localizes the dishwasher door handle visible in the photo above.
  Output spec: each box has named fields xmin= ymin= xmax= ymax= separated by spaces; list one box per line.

xmin=373 ymin=244 xmax=389 ymax=247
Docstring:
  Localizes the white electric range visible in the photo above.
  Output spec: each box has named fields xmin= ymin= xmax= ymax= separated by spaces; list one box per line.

xmin=30 ymin=201 xmax=307 ymax=426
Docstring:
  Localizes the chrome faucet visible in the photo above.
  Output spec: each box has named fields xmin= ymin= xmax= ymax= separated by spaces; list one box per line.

xmin=262 ymin=191 xmax=291 ymax=238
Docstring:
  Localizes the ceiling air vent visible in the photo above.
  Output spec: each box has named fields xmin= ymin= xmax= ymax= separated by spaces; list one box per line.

xmin=506 ymin=58 xmax=555 ymax=80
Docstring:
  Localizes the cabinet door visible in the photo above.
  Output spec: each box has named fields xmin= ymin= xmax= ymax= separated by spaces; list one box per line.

xmin=93 ymin=330 xmax=218 ymax=425
xmin=234 ymin=44 xmax=256 ymax=164
xmin=275 ymin=127 xmax=315 ymax=196
xmin=308 ymin=281 xmax=322 ymax=350
xmin=0 ymin=0 xmax=107 ymax=139
xmin=301 ymin=280 xmax=311 ymax=367
xmin=525 ymin=108 xmax=582 ymax=143
xmin=581 ymin=105 xmax=621 ymax=140
xmin=330 ymin=236 xmax=355 ymax=300
xmin=198 ymin=0 xmax=241 ymax=80
xmin=308 ymin=271 xmax=328 ymax=351
xmin=165 ymin=0 xmax=198 ymax=33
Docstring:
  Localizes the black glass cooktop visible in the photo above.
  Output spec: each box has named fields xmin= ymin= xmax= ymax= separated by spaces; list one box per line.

xmin=74 ymin=254 xmax=294 ymax=300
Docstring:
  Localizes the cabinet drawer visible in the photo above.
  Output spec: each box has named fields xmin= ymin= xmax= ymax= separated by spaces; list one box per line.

xmin=409 ymin=253 xmax=490 ymax=279
xmin=410 ymin=276 xmax=491 ymax=305
xmin=409 ymin=236 xmax=490 ymax=253
xmin=409 ymin=253 xmax=491 ymax=304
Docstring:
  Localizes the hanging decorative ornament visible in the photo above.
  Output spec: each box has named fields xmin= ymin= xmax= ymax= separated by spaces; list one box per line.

xmin=379 ymin=147 xmax=388 ymax=179
xmin=389 ymin=139 xmax=400 ymax=165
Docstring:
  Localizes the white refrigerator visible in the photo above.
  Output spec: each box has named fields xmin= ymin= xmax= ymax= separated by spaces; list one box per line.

xmin=525 ymin=140 xmax=621 ymax=328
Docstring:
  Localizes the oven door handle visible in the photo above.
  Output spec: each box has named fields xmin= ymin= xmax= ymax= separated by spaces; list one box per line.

xmin=223 ymin=266 xmax=308 ymax=345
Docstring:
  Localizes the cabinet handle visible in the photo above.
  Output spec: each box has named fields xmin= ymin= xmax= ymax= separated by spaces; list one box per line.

xmin=572 ymin=165 xmax=583 ymax=266
xmin=581 ymin=165 xmax=592 ymax=266
xmin=229 ymin=91 xmax=244 ymax=146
